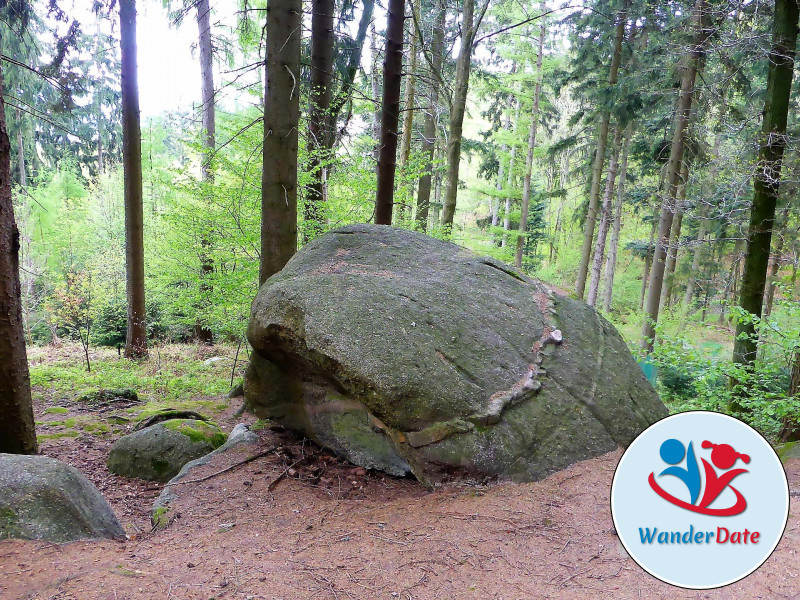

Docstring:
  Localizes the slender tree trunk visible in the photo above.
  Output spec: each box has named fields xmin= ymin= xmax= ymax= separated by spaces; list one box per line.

xmin=492 ymin=143 xmax=505 ymax=228
xmin=374 ymin=0 xmax=405 ymax=225
xmin=640 ymin=205 xmax=659 ymax=310
xmin=683 ymin=207 xmax=707 ymax=309
xmin=198 ymin=0 xmax=215 ymax=183
xmin=414 ymin=0 xmax=445 ymax=231
xmin=15 ymin=107 xmax=26 ymax=187
xmin=306 ymin=0 xmax=334 ymax=239
xmin=575 ymin=0 xmax=627 ymax=299
xmin=502 ymin=97 xmax=521 ymax=248
xmin=734 ymin=0 xmax=799 ymax=366
xmin=97 ymin=117 xmax=104 ymax=174
xmin=120 ymin=0 xmax=148 ymax=358
xmin=763 ymin=225 xmax=786 ymax=318
xmin=371 ymin=22 xmax=381 ymax=160
xmin=260 ymin=0 xmax=301 ymax=284
xmin=0 ymin=56 xmax=37 ymax=454
xmin=588 ymin=125 xmax=623 ymax=306
xmin=515 ymin=14 xmax=546 ymax=268
xmin=195 ymin=0 xmax=215 ymax=345
xmin=330 ymin=0 xmax=374 ymax=126
xmin=396 ymin=3 xmax=418 ymax=224
xmin=441 ymin=0 xmax=487 ymax=229
xmin=602 ymin=124 xmax=632 ymax=313
xmin=660 ymin=160 xmax=690 ymax=311
xmin=641 ymin=0 xmax=709 ymax=353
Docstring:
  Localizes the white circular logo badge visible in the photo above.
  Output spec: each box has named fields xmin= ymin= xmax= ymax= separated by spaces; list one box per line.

xmin=611 ymin=411 xmax=789 ymax=589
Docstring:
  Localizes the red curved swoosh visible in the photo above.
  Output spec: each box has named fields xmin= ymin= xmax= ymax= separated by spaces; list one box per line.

xmin=648 ymin=472 xmax=747 ymax=516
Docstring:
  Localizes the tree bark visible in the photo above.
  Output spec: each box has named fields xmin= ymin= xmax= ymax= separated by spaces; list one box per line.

xmin=440 ymin=0 xmax=489 ymax=229
xmin=196 ymin=0 xmax=215 ymax=345
xmin=371 ymin=22 xmax=381 ymax=159
xmin=683 ymin=205 xmax=707 ymax=309
xmin=659 ymin=160 xmax=690 ymax=311
xmin=575 ymin=0 xmax=627 ymax=299
xmin=306 ymin=0 xmax=334 ymax=239
xmin=396 ymin=2 xmax=419 ymax=224
xmin=602 ymin=124 xmax=632 ymax=313
xmin=640 ymin=205 xmax=659 ymax=310
xmin=120 ymin=0 xmax=148 ymax=358
xmin=0 ymin=55 xmax=37 ymax=454
xmin=588 ymin=125 xmax=623 ymax=306
xmin=763 ymin=223 xmax=786 ymax=318
xmin=197 ymin=0 xmax=215 ymax=183
xmin=733 ymin=0 xmax=799 ymax=366
xmin=260 ymin=0 xmax=301 ymax=284
xmin=414 ymin=0 xmax=445 ymax=231
xmin=374 ymin=0 xmax=405 ymax=225
xmin=502 ymin=97 xmax=521 ymax=248
xmin=641 ymin=0 xmax=709 ymax=353
xmin=515 ymin=13 xmax=546 ymax=268
xmin=15 ymin=106 xmax=26 ymax=187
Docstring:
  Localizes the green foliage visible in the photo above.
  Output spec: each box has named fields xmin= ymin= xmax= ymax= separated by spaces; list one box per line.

xmin=637 ymin=317 xmax=800 ymax=440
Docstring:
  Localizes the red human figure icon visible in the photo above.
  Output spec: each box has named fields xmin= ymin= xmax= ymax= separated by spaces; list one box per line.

xmin=698 ymin=441 xmax=750 ymax=511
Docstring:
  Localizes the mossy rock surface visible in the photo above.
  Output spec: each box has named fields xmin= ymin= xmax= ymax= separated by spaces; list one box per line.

xmin=0 ymin=453 xmax=125 ymax=543
xmin=108 ymin=419 xmax=227 ymax=482
xmin=245 ymin=224 xmax=667 ymax=484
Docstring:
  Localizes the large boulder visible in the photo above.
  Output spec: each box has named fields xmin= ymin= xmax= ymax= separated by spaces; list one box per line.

xmin=245 ymin=224 xmax=667 ymax=484
xmin=0 ymin=454 xmax=126 ymax=543
xmin=108 ymin=419 xmax=227 ymax=482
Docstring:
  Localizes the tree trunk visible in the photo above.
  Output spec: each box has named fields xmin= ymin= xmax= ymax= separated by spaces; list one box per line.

xmin=374 ymin=0 xmax=405 ymax=225
xmin=15 ymin=106 xmax=26 ymax=187
xmin=492 ymin=143 xmax=505 ymax=228
xmin=198 ymin=0 xmax=215 ymax=183
xmin=588 ymin=125 xmax=623 ymax=306
xmin=260 ymin=0 xmax=301 ymax=284
xmin=575 ymin=0 xmax=627 ymax=299
xmin=120 ymin=0 xmax=148 ymax=358
xmin=97 ymin=115 xmax=104 ymax=174
xmin=640 ymin=205 xmax=659 ymax=310
xmin=196 ymin=0 xmax=215 ymax=345
xmin=414 ymin=0 xmax=445 ymax=231
xmin=0 ymin=56 xmax=37 ymax=454
xmin=683 ymin=207 xmax=707 ymax=309
xmin=763 ymin=224 xmax=786 ymax=318
xmin=502 ymin=97 xmax=521 ymax=248
xmin=396 ymin=2 xmax=419 ymax=224
xmin=641 ymin=0 xmax=709 ymax=353
xmin=734 ymin=0 xmax=799 ymax=366
xmin=371 ymin=22 xmax=381 ymax=160
xmin=515 ymin=14 xmax=546 ymax=269
xmin=306 ymin=0 xmax=334 ymax=239
xmin=440 ymin=0 xmax=486 ymax=229
xmin=659 ymin=160 xmax=690 ymax=312
xmin=602 ymin=124 xmax=632 ymax=313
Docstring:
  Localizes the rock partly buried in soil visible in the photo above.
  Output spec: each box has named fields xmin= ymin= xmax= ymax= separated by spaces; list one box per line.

xmin=151 ymin=423 xmax=259 ymax=529
xmin=245 ymin=224 xmax=667 ymax=484
xmin=0 ymin=453 xmax=126 ymax=543
xmin=108 ymin=419 xmax=227 ymax=482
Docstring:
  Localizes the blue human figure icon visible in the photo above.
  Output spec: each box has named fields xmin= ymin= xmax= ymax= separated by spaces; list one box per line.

xmin=658 ymin=438 xmax=701 ymax=505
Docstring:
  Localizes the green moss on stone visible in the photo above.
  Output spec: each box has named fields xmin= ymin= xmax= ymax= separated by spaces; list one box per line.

xmin=162 ymin=419 xmax=226 ymax=448
xmin=152 ymin=506 xmax=170 ymax=530
xmin=44 ymin=407 xmax=69 ymax=415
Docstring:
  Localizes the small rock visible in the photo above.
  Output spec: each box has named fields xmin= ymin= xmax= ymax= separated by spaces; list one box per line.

xmin=353 ymin=467 xmax=367 ymax=477
xmin=0 ymin=454 xmax=126 ymax=543
xmin=204 ymin=357 xmax=225 ymax=366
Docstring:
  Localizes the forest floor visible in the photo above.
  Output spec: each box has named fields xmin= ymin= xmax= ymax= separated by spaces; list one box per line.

xmin=1 ymin=345 xmax=799 ymax=600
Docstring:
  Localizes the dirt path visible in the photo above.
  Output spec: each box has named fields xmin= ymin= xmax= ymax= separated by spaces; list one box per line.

xmin=2 ymin=423 xmax=799 ymax=600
